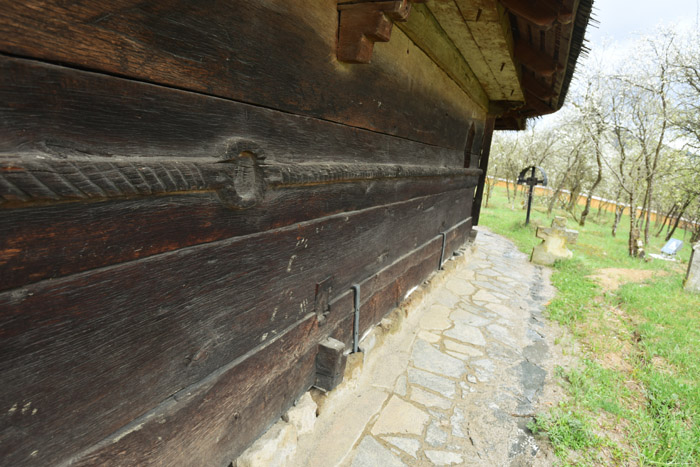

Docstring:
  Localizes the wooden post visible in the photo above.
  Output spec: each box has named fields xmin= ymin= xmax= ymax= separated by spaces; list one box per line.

xmin=471 ymin=117 xmax=495 ymax=226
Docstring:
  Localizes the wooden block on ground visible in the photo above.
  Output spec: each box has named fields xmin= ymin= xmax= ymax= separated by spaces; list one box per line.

xmin=314 ymin=337 xmax=347 ymax=391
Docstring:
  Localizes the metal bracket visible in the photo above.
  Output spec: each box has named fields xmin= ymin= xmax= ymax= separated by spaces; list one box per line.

xmin=351 ymin=284 xmax=361 ymax=353
xmin=314 ymin=277 xmax=333 ymax=325
xmin=438 ymin=232 xmax=447 ymax=270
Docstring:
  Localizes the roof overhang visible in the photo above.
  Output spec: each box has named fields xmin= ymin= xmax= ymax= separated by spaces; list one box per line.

xmin=337 ymin=0 xmax=593 ymax=130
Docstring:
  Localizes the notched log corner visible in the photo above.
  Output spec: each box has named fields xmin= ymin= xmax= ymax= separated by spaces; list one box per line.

xmin=314 ymin=337 xmax=347 ymax=391
xmin=337 ymin=0 xmax=426 ymax=63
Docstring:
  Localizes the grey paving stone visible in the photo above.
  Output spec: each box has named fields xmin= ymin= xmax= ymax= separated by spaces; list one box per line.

xmin=450 ymin=407 xmax=466 ymax=438
xmin=434 ymin=290 xmax=461 ymax=308
xmin=486 ymin=323 xmax=518 ymax=347
xmin=424 ymin=450 xmax=463 ymax=465
xmin=449 ymin=309 xmax=490 ymax=327
xmin=443 ymin=338 xmax=483 ymax=357
xmin=407 ymin=368 xmax=456 ymax=398
xmin=394 ymin=374 xmax=407 ymax=397
xmin=426 ymin=422 xmax=448 ymax=447
xmin=472 ymin=358 xmax=496 ymax=382
xmin=518 ymin=360 xmax=547 ymax=403
xmin=486 ymin=342 xmax=521 ymax=362
xmin=351 ymin=436 xmax=406 ymax=467
xmin=443 ymin=322 xmax=486 ymax=346
xmin=382 ymin=436 xmax=420 ymax=458
xmin=522 ymin=340 xmax=548 ymax=364
xmin=411 ymin=386 xmax=452 ymax=410
xmin=411 ymin=340 xmax=465 ymax=378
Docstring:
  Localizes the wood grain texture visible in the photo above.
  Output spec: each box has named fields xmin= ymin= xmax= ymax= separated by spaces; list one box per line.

xmin=314 ymin=337 xmax=347 ymax=391
xmin=427 ymin=0 xmax=523 ymax=102
xmin=72 ymin=215 xmax=472 ymax=466
xmin=0 ymin=56 xmax=465 ymax=165
xmin=472 ymin=117 xmax=495 ymax=225
xmin=0 ymin=170 xmax=477 ymax=291
xmin=395 ymin=3 xmax=488 ymax=109
xmin=0 ymin=1 xmax=478 ymax=148
xmin=0 ymin=189 xmax=471 ymax=465
xmin=73 ymin=315 xmax=319 ymax=467
xmin=329 ymin=213 xmax=472 ymax=348
xmin=0 ymin=154 xmax=480 ymax=207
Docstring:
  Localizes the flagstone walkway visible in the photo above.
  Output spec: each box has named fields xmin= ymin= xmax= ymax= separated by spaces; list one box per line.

xmin=291 ymin=227 xmax=570 ymax=466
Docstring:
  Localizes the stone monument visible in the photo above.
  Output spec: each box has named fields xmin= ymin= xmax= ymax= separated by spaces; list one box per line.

xmin=531 ymin=217 xmax=579 ymax=266
xmin=684 ymin=242 xmax=700 ymax=293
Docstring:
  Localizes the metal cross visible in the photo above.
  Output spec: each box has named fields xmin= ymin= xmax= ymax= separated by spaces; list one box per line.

xmin=516 ymin=166 xmax=548 ymax=225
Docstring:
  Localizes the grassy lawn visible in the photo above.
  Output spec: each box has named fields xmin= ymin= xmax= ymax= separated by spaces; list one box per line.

xmin=480 ymin=185 xmax=700 ymax=466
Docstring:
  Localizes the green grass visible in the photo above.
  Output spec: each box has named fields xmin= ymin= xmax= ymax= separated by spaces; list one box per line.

xmin=481 ymin=186 xmax=700 ymax=466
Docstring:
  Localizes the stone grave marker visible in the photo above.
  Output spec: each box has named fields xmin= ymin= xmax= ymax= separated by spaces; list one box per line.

xmin=531 ymin=216 xmax=578 ymax=266
xmin=684 ymin=242 xmax=700 ymax=293
xmin=661 ymin=238 xmax=683 ymax=256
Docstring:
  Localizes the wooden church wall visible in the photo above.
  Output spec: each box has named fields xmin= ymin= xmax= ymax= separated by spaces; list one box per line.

xmin=0 ymin=1 xmax=489 ymax=465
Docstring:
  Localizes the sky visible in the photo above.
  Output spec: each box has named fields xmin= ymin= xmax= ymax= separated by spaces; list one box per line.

xmin=585 ymin=0 xmax=699 ymax=48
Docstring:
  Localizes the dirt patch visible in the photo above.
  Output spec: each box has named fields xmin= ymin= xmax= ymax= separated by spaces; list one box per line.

xmin=589 ymin=268 xmax=668 ymax=292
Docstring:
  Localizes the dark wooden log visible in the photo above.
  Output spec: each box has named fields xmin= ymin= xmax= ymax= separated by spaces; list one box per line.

xmin=71 ymin=215 xmax=471 ymax=466
xmin=0 ymin=56 xmax=464 ymax=165
xmin=472 ymin=117 xmax=495 ymax=225
xmin=330 ymin=212 xmax=472 ymax=348
xmin=72 ymin=315 xmax=319 ymax=467
xmin=0 ymin=170 xmax=477 ymax=291
xmin=0 ymin=1 xmax=472 ymax=148
xmin=0 ymin=188 xmax=471 ymax=465
xmin=314 ymin=337 xmax=347 ymax=391
xmin=0 ymin=155 xmax=479 ymax=208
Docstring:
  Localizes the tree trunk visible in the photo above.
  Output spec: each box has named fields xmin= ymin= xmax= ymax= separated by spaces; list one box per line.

xmin=666 ymin=198 xmax=691 ymax=241
xmin=580 ymin=171 xmax=603 ymax=227
xmin=596 ymin=199 xmax=605 ymax=219
xmin=643 ymin=177 xmax=655 ymax=247
xmin=612 ymin=204 xmax=624 ymax=237
xmin=628 ymin=190 xmax=638 ymax=256
xmin=547 ymin=188 xmax=562 ymax=215
xmin=655 ymin=204 xmax=676 ymax=237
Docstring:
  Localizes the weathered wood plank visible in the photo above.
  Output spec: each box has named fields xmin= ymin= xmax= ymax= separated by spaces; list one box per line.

xmin=74 ymin=315 xmax=319 ymax=467
xmin=394 ymin=3 xmax=489 ymax=110
xmin=0 ymin=1 xmax=476 ymax=148
xmin=330 ymin=212 xmax=473 ymax=348
xmin=0 ymin=154 xmax=480 ymax=208
xmin=72 ymin=215 xmax=472 ymax=466
xmin=440 ymin=0 xmax=523 ymax=102
xmin=0 ymin=171 xmax=477 ymax=291
xmin=472 ymin=117 xmax=495 ymax=225
xmin=0 ymin=56 xmax=464 ymax=164
xmin=0 ymin=189 xmax=470 ymax=465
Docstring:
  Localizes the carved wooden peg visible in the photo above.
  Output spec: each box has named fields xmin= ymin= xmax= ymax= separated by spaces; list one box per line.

xmin=337 ymin=0 xmax=425 ymax=63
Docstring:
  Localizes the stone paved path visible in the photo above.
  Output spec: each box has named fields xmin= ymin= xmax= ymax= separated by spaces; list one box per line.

xmin=291 ymin=227 xmax=567 ymax=467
